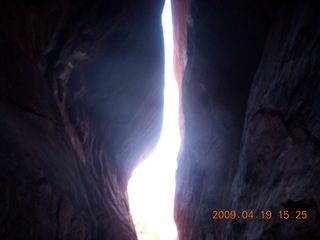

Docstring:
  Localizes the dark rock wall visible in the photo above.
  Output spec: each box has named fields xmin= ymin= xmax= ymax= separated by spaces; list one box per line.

xmin=174 ymin=0 xmax=320 ymax=239
xmin=0 ymin=1 xmax=164 ymax=239
xmin=229 ymin=1 xmax=320 ymax=239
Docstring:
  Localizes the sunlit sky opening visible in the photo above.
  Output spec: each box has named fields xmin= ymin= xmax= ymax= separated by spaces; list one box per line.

xmin=127 ymin=0 xmax=180 ymax=239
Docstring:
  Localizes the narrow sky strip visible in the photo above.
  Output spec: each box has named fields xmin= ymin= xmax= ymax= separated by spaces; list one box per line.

xmin=127 ymin=0 xmax=180 ymax=239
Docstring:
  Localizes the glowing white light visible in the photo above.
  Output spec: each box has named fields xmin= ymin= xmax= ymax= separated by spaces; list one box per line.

xmin=127 ymin=0 xmax=180 ymax=239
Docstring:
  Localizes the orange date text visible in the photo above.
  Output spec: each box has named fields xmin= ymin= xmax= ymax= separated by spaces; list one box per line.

xmin=211 ymin=210 xmax=308 ymax=220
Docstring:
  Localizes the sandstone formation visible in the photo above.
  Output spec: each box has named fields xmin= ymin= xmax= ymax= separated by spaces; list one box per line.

xmin=1 ymin=0 xmax=320 ymax=239
xmin=174 ymin=0 xmax=320 ymax=239
xmin=0 ymin=1 xmax=164 ymax=239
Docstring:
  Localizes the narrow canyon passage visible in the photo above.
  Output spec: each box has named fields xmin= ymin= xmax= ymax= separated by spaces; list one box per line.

xmin=128 ymin=0 xmax=180 ymax=239
xmin=1 ymin=1 xmax=319 ymax=239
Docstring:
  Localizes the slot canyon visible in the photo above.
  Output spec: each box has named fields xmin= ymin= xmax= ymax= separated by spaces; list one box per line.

xmin=0 ymin=0 xmax=319 ymax=240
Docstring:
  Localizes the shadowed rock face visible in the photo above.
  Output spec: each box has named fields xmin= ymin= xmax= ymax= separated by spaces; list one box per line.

xmin=1 ymin=0 xmax=320 ymax=239
xmin=229 ymin=1 xmax=320 ymax=239
xmin=0 ymin=1 xmax=164 ymax=239
xmin=173 ymin=0 xmax=320 ymax=239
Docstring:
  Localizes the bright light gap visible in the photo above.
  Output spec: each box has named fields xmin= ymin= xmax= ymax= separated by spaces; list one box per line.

xmin=127 ymin=1 xmax=180 ymax=239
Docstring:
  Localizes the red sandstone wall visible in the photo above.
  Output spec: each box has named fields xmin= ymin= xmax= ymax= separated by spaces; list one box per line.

xmin=171 ymin=0 xmax=188 ymax=86
xmin=0 ymin=1 xmax=165 ymax=239
xmin=171 ymin=0 xmax=188 ymax=137
xmin=174 ymin=0 xmax=320 ymax=239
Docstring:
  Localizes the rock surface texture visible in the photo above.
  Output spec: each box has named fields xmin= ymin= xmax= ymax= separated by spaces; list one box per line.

xmin=1 ymin=0 xmax=320 ymax=239
xmin=0 ymin=1 xmax=164 ymax=239
xmin=174 ymin=0 xmax=320 ymax=239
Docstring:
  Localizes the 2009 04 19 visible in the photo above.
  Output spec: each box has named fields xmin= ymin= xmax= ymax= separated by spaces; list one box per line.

xmin=212 ymin=210 xmax=308 ymax=220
